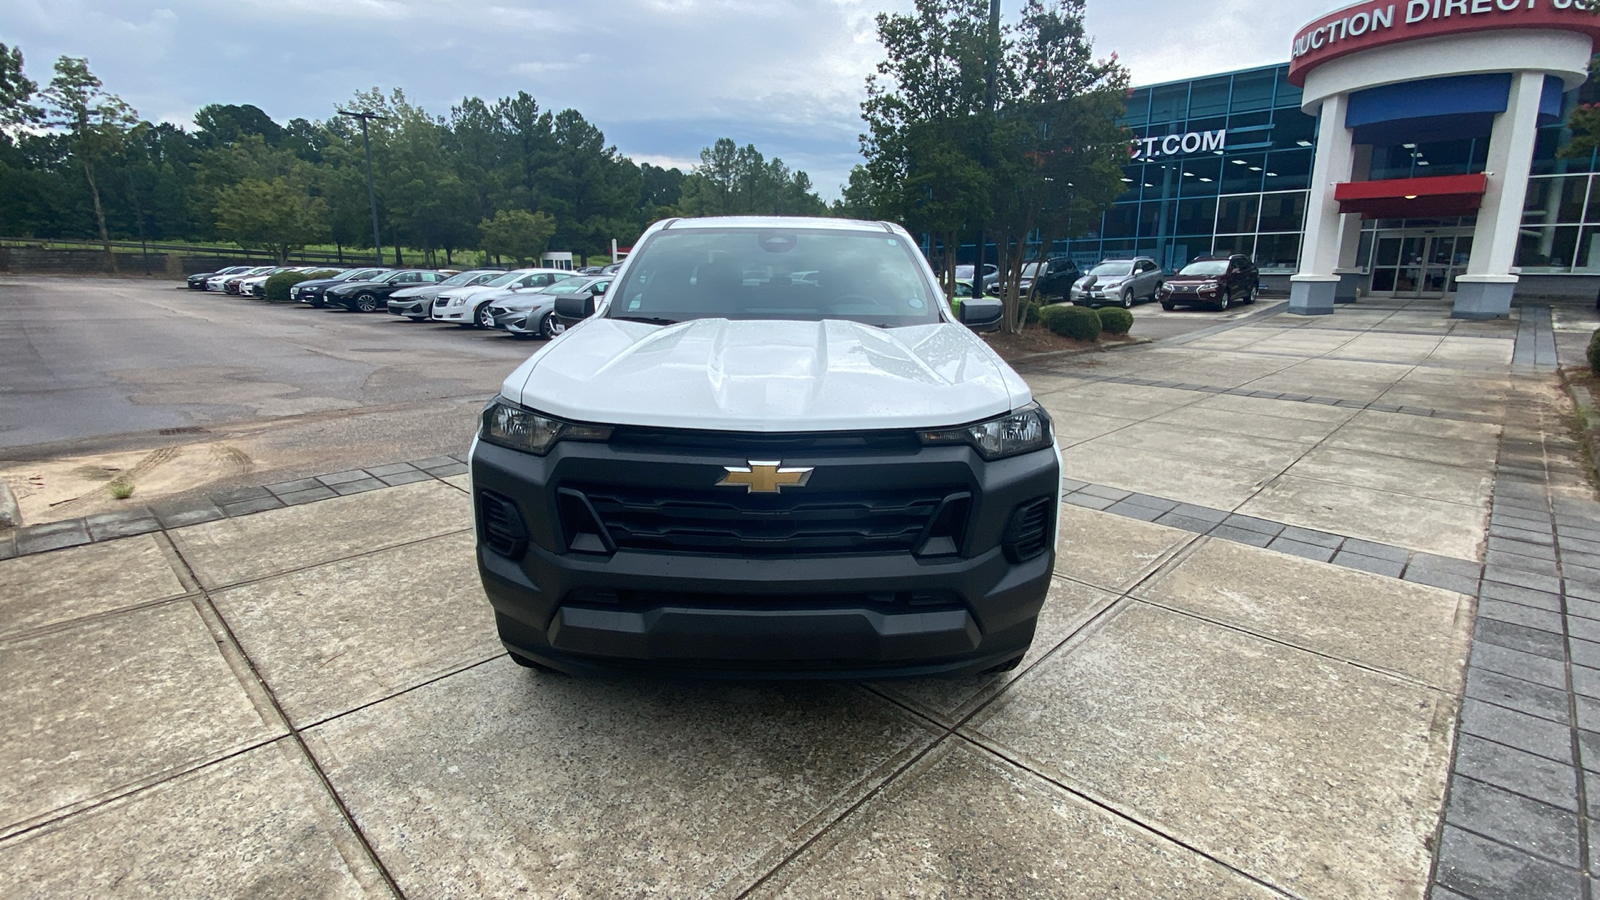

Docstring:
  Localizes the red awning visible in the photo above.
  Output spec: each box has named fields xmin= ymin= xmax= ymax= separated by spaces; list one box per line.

xmin=1333 ymin=174 xmax=1488 ymax=219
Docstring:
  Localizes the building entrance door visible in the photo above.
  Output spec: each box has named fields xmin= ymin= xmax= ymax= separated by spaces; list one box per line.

xmin=1367 ymin=231 xmax=1473 ymax=298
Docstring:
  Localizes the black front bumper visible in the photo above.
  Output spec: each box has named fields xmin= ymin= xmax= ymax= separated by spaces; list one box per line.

xmin=471 ymin=433 xmax=1059 ymax=679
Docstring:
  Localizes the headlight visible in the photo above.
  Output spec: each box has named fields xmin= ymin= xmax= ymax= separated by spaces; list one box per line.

xmin=480 ymin=398 xmax=612 ymax=455
xmin=917 ymin=404 xmax=1053 ymax=461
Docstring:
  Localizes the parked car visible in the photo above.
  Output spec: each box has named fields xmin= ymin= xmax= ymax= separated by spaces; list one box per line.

xmin=294 ymin=268 xmax=391 ymax=307
xmin=476 ymin=215 xmax=1057 ymax=677
xmin=432 ymin=268 xmax=576 ymax=328
xmin=1157 ymin=254 xmax=1260 ymax=311
xmin=388 ymin=269 xmax=504 ymax=320
xmin=239 ymin=266 xmax=305 ymax=299
xmin=324 ymin=269 xmax=451 ymax=312
xmin=207 ymin=265 xmax=274 ymax=293
xmin=1069 ymin=258 xmax=1164 ymax=308
xmin=491 ymin=276 xmax=611 ymax=339
xmin=1020 ymin=257 xmax=1081 ymax=302
xmin=187 ymin=265 xmax=252 ymax=290
xmin=955 ymin=263 xmax=1000 ymax=293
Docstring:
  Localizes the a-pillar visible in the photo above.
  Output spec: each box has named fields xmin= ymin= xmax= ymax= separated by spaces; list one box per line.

xmin=1455 ymin=71 xmax=1545 ymax=319
xmin=1334 ymin=145 xmax=1371 ymax=303
xmin=1290 ymin=92 xmax=1355 ymax=315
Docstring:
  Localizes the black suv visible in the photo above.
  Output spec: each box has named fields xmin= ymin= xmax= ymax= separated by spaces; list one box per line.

xmin=1022 ymin=257 xmax=1082 ymax=302
xmin=1157 ymin=254 xmax=1260 ymax=311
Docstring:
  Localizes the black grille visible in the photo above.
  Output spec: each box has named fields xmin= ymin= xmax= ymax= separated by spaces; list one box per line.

xmin=477 ymin=490 xmax=529 ymax=558
xmin=567 ymin=483 xmax=957 ymax=557
xmin=607 ymin=427 xmax=919 ymax=456
xmin=1003 ymin=497 xmax=1054 ymax=563
xmin=567 ymin=587 xmax=962 ymax=611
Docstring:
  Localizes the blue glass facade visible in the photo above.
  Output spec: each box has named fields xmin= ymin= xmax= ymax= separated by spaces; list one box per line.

xmin=1032 ymin=61 xmax=1600 ymax=280
xmin=1058 ymin=64 xmax=1318 ymax=274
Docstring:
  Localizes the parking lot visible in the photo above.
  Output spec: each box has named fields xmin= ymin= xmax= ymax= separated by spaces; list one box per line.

xmin=7 ymin=286 xmax=1593 ymax=898
xmin=0 ymin=276 xmax=1271 ymax=529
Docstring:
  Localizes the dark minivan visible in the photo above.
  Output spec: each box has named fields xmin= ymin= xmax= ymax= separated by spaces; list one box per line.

xmin=1157 ymin=254 xmax=1260 ymax=311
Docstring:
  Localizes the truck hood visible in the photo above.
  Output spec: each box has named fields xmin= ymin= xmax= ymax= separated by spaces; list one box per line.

xmin=504 ymin=318 xmax=1031 ymax=432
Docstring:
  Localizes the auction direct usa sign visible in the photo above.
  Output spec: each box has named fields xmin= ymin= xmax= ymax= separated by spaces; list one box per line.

xmin=1287 ymin=0 xmax=1600 ymax=86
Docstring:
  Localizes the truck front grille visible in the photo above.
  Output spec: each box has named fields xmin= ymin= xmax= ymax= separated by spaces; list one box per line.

xmin=565 ymin=483 xmax=961 ymax=557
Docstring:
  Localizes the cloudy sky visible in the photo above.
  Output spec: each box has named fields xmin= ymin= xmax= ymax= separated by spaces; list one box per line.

xmin=2 ymin=0 xmax=1335 ymax=198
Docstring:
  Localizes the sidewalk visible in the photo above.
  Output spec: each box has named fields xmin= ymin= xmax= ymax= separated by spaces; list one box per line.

xmin=0 ymin=300 xmax=1586 ymax=898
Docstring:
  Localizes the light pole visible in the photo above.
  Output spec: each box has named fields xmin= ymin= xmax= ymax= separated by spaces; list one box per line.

xmin=337 ymin=108 xmax=389 ymax=266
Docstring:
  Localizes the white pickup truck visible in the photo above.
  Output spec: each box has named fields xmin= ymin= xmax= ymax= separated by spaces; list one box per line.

xmin=469 ymin=216 xmax=1060 ymax=678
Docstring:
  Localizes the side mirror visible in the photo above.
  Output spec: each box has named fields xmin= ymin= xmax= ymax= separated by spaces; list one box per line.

xmin=958 ymin=296 xmax=1003 ymax=333
xmin=555 ymin=294 xmax=596 ymax=319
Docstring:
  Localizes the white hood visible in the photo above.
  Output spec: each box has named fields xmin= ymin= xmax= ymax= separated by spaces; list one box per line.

xmin=502 ymin=317 xmax=1031 ymax=432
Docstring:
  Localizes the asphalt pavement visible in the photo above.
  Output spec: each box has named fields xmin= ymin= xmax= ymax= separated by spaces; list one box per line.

xmin=0 ymin=276 xmax=1276 ymax=526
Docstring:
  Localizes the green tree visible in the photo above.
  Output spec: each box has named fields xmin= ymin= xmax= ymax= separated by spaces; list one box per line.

xmin=988 ymin=0 xmax=1129 ymax=331
xmin=678 ymin=138 xmax=827 ymax=217
xmin=213 ymin=176 xmax=330 ymax=262
xmin=537 ymin=109 xmax=641 ymax=264
xmin=860 ymin=0 xmax=997 ymax=296
xmin=193 ymin=103 xmax=285 ymax=150
xmin=0 ymin=43 xmax=39 ymax=133
xmin=830 ymin=165 xmax=883 ymax=219
xmin=479 ymin=208 xmax=556 ymax=265
xmin=40 ymin=56 xmax=138 ymax=257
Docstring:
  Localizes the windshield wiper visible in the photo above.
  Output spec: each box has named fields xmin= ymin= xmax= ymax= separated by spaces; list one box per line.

xmin=611 ymin=316 xmax=679 ymax=326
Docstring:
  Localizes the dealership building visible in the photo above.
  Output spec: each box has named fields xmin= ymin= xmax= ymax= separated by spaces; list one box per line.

xmin=1042 ymin=0 xmax=1600 ymax=317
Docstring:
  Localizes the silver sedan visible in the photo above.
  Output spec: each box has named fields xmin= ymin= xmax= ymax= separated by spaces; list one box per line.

xmin=490 ymin=276 xmax=611 ymax=339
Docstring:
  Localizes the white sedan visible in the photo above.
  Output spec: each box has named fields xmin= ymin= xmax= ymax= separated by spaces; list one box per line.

xmin=431 ymin=268 xmax=577 ymax=328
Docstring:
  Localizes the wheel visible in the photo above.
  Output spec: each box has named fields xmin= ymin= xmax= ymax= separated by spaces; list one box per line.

xmin=474 ymin=302 xmax=494 ymax=329
xmin=1120 ymin=289 xmax=1133 ymax=309
xmin=538 ymin=311 xmax=558 ymax=340
xmin=308 ymin=298 xmax=325 ymax=309
xmin=1161 ymin=301 xmax=1174 ymax=311
xmin=1216 ymin=291 xmax=1230 ymax=312
xmin=1245 ymin=285 xmax=1258 ymax=305
xmin=355 ymin=292 xmax=379 ymax=312
xmin=508 ymin=652 xmax=562 ymax=674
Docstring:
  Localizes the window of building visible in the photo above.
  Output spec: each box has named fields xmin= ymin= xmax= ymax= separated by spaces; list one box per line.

xmin=1216 ymin=194 xmax=1261 ymax=234
xmin=1221 ymin=154 xmax=1266 ymax=195
xmin=1150 ymin=85 xmax=1188 ymax=123
xmin=1101 ymin=204 xmax=1138 ymax=240
xmin=1188 ymin=77 xmax=1232 ymax=118
xmin=1178 ymin=157 xmax=1223 ymax=197
xmin=1255 ymin=233 xmax=1302 ymax=270
xmin=1264 ymin=151 xmax=1313 ymax=191
xmin=1258 ymin=192 xmax=1308 ymax=232
xmin=1175 ymin=198 xmax=1218 ymax=235
xmin=1122 ymin=89 xmax=1151 ymax=128
xmin=1230 ymin=70 xmax=1276 ymax=113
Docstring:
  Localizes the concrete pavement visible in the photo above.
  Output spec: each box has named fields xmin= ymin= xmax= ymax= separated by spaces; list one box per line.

xmin=0 ymin=298 xmax=1595 ymax=898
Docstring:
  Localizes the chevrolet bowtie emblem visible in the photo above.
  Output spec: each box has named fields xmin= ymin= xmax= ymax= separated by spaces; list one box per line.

xmin=717 ymin=460 xmax=814 ymax=493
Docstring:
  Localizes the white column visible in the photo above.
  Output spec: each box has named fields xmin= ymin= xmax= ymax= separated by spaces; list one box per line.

xmin=1334 ymin=144 xmax=1372 ymax=303
xmin=1290 ymin=92 xmax=1355 ymax=315
xmin=1455 ymin=71 xmax=1546 ymax=319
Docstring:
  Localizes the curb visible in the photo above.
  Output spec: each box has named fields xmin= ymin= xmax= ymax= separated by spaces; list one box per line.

xmin=0 ymin=453 xmax=471 ymax=562
xmin=0 ymin=477 xmax=18 ymax=529
xmin=1005 ymin=335 xmax=1152 ymax=365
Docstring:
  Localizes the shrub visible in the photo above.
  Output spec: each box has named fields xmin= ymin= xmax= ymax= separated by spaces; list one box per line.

xmin=1025 ymin=302 xmax=1042 ymax=325
xmin=264 ymin=270 xmax=315 ymax=302
xmin=1589 ymin=328 xmax=1600 ymax=376
xmin=1037 ymin=304 xmax=1101 ymax=341
xmin=1097 ymin=307 xmax=1134 ymax=336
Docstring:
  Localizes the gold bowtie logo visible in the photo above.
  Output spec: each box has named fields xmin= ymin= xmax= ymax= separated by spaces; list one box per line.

xmin=716 ymin=460 xmax=814 ymax=493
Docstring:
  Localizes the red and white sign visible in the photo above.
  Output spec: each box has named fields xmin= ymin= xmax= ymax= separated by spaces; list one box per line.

xmin=1288 ymin=0 xmax=1600 ymax=86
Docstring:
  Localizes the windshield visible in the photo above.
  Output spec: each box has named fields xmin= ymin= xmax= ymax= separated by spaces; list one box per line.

xmin=1021 ymin=262 xmax=1045 ymax=277
xmin=1088 ymin=262 xmax=1131 ymax=277
xmin=606 ymin=228 xmax=941 ymax=328
xmin=536 ymin=276 xmax=601 ymax=294
xmin=438 ymin=270 xmax=490 ymax=287
xmin=483 ymin=271 xmax=531 ymax=288
xmin=1178 ymin=260 xmax=1229 ymax=276
xmin=335 ymin=269 xmax=382 ymax=281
